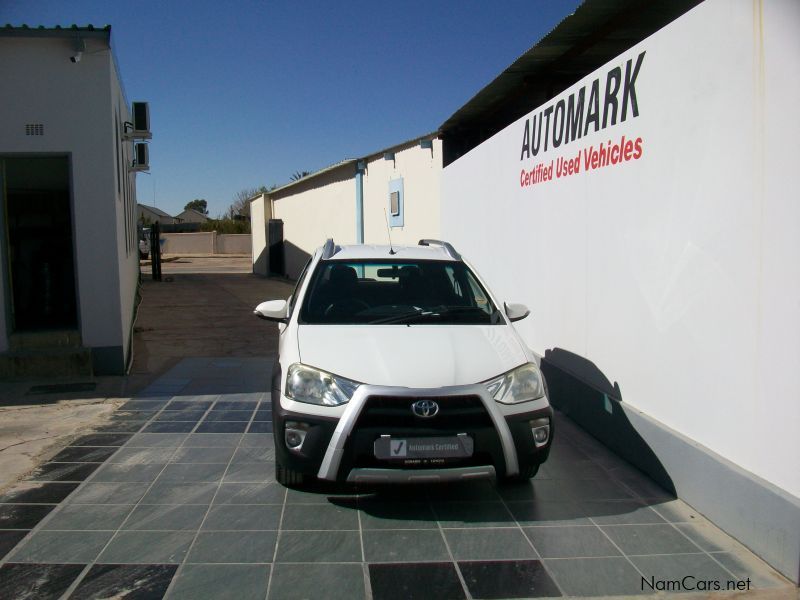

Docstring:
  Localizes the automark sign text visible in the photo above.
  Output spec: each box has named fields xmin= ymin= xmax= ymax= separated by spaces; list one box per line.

xmin=518 ymin=50 xmax=646 ymax=186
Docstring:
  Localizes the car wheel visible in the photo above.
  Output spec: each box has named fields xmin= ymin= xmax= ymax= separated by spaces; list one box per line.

xmin=275 ymin=455 xmax=305 ymax=487
xmin=503 ymin=463 xmax=540 ymax=482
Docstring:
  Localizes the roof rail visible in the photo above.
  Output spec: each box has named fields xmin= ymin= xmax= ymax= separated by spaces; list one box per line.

xmin=321 ymin=238 xmax=341 ymax=259
xmin=418 ymin=239 xmax=461 ymax=260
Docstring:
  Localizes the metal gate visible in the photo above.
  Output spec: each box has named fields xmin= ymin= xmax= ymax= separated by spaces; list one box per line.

xmin=150 ymin=221 xmax=162 ymax=281
xmin=268 ymin=219 xmax=284 ymax=277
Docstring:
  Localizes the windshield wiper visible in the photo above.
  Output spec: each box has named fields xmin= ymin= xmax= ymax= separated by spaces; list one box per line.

xmin=368 ymin=305 xmax=499 ymax=325
xmin=430 ymin=305 xmax=503 ymax=324
xmin=368 ymin=308 xmax=437 ymax=325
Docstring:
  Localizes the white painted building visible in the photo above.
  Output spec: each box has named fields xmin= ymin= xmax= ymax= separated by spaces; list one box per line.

xmin=441 ymin=0 xmax=799 ymax=584
xmin=251 ymin=134 xmax=441 ymax=278
xmin=174 ymin=208 xmax=209 ymax=224
xmin=0 ymin=25 xmax=149 ymax=376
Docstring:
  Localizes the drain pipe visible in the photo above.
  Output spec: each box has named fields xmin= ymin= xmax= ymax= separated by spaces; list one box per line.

xmin=355 ymin=160 xmax=365 ymax=244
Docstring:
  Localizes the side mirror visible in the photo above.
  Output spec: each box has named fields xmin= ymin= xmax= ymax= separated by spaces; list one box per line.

xmin=504 ymin=302 xmax=530 ymax=322
xmin=254 ymin=299 xmax=289 ymax=323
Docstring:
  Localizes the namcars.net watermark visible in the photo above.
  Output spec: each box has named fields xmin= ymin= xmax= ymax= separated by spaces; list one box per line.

xmin=642 ymin=576 xmax=752 ymax=593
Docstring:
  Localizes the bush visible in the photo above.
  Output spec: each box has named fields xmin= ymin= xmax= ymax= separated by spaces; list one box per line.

xmin=200 ymin=218 xmax=250 ymax=234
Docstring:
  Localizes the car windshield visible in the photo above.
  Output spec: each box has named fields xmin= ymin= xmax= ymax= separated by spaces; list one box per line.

xmin=299 ymin=260 xmax=503 ymax=325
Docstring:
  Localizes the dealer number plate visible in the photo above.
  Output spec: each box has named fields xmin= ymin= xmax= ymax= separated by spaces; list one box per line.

xmin=374 ymin=435 xmax=474 ymax=460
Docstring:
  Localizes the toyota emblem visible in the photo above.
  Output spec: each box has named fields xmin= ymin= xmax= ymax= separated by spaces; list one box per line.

xmin=411 ymin=399 xmax=439 ymax=418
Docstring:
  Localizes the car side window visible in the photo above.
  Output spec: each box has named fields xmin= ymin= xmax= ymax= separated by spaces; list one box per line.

xmin=287 ymin=259 xmax=312 ymax=318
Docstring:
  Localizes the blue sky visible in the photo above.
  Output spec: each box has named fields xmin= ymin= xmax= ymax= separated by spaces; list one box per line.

xmin=2 ymin=1 xmax=581 ymax=217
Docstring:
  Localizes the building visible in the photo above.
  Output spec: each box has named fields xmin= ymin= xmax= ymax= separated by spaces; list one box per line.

xmin=0 ymin=25 xmax=150 ymax=376
xmin=440 ymin=0 xmax=799 ymax=584
xmin=174 ymin=208 xmax=209 ymax=224
xmin=250 ymin=133 xmax=441 ymax=278
xmin=138 ymin=203 xmax=177 ymax=225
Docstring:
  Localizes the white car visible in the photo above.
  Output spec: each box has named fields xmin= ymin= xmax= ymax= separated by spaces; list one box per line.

xmin=255 ymin=239 xmax=553 ymax=486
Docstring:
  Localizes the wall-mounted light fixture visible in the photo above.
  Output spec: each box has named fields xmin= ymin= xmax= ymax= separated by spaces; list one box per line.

xmin=70 ymin=36 xmax=85 ymax=63
xmin=383 ymin=152 xmax=395 ymax=161
xmin=419 ymin=139 xmax=433 ymax=149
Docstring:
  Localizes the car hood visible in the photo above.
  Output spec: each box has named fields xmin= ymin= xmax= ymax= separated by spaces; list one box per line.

xmin=297 ymin=325 xmax=528 ymax=388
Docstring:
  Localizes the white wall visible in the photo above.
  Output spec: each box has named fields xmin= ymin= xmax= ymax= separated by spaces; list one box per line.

xmin=271 ymin=165 xmax=355 ymax=277
xmin=161 ymin=232 xmax=215 ymax=254
xmin=250 ymin=194 xmax=268 ymax=275
xmin=216 ymin=234 xmax=251 ymax=255
xmin=442 ymin=0 xmax=800 ymax=498
xmin=269 ymin=139 xmax=442 ymax=279
xmin=110 ymin=54 xmax=140 ymax=370
xmin=0 ymin=34 xmax=141 ymax=373
xmin=363 ymin=139 xmax=441 ymax=246
xmin=1 ymin=38 xmax=118 ymax=348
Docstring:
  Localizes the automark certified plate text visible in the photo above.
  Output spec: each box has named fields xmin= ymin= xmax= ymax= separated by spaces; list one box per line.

xmin=374 ymin=435 xmax=474 ymax=459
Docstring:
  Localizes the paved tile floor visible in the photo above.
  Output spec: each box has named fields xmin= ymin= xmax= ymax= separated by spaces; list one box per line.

xmin=0 ymin=358 xmax=792 ymax=599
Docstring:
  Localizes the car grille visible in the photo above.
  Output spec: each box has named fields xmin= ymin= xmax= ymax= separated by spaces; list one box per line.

xmin=354 ymin=395 xmax=492 ymax=430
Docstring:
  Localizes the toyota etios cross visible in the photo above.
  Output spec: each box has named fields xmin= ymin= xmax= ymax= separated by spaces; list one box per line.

xmin=254 ymin=239 xmax=553 ymax=486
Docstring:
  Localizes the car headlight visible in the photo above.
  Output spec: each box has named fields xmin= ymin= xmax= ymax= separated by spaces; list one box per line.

xmin=285 ymin=363 xmax=360 ymax=406
xmin=484 ymin=363 xmax=545 ymax=404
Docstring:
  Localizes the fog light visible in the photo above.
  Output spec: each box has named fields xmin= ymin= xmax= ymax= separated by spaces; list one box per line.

xmin=285 ymin=421 xmax=308 ymax=451
xmin=530 ymin=418 xmax=550 ymax=448
xmin=532 ymin=426 xmax=549 ymax=445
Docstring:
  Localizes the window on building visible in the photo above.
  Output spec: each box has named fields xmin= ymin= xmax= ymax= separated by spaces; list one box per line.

xmin=388 ymin=178 xmax=404 ymax=227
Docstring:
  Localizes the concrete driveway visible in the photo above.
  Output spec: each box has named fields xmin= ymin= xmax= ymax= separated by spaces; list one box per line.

xmin=0 ymin=268 xmax=293 ymax=497
xmin=1 ymin=362 xmax=792 ymax=599
xmin=0 ymin=271 xmax=793 ymax=599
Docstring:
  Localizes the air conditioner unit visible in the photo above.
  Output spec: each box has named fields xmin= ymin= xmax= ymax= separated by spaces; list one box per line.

xmin=131 ymin=143 xmax=149 ymax=172
xmin=124 ymin=101 xmax=152 ymax=140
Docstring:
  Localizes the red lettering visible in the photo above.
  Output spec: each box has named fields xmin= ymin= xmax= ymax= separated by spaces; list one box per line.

xmin=623 ymin=140 xmax=633 ymax=161
xmin=633 ymin=137 xmax=643 ymax=159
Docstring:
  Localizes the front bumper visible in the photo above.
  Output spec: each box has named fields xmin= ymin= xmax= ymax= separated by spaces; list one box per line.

xmin=273 ymin=382 xmax=553 ymax=482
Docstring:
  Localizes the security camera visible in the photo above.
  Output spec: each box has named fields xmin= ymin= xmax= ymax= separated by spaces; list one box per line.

xmin=70 ymin=36 xmax=85 ymax=63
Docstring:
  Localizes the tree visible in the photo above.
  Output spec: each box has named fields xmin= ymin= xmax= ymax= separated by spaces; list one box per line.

xmin=290 ymin=170 xmax=311 ymax=181
xmin=184 ymin=198 xmax=208 ymax=215
xmin=227 ymin=185 xmax=272 ymax=218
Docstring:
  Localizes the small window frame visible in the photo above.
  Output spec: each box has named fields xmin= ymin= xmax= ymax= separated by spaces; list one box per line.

xmin=387 ymin=178 xmax=404 ymax=228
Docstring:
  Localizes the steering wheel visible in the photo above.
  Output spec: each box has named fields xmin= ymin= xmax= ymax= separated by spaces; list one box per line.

xmin=324 ymin=299 xmax=370 ymax=316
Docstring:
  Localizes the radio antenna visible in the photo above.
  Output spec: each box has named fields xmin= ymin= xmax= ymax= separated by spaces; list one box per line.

xmin=383 ymin=208 xmax=396 ymax=255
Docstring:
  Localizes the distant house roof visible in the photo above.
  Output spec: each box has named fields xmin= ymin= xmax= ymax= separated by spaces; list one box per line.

xmin=137 ymin=204 xmax=173 ymax=219
xmin=265 ymin=132 xmax=438 ymax=198
xmin=176 ymin=208 xmax=209 ymax=222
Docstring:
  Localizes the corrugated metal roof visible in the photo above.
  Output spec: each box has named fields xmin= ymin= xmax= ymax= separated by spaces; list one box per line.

xmin=439 ymin=0 xmax=703 ymax=165
xmin=265 ymin=159 xmax=358 ymax=197
xmin=359 ymin=131 xmax=438 ymax=163
xmin=266 ymin=131 xmax=438 ymax=198
xmin=0 ymin=24 xmax=111 ymax=40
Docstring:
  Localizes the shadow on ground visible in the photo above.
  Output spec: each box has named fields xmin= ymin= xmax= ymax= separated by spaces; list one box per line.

xmin=541 ymin=347 xmax=676 ymax=496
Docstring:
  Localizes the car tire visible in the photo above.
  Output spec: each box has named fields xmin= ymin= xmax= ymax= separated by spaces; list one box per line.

xmin=275 ymin=456 xmax=305 ymax=487
xmin=503 ymin=463 xmax=540 ymax=482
